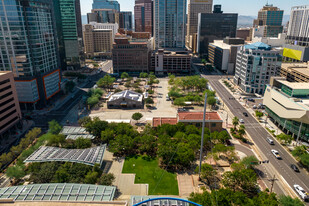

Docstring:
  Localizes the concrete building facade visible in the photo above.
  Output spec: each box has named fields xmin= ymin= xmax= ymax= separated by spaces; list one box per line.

xmin=83 ymin=25 xmax=113 ymax=58
xmin=134 ymin=0 xmax=153 ymax=36
xmin=252 ymin=33 xmax=286 ymax=47
xmin=112 ymin=38 xmax=152 ymax=74
xmin=264 ymin=77 xmax=309 ymax=142
xmin=151 ymin=49 xmax=192 ymax=75
xmin=253 ymin=4 xmax=284 ymax=38
xmin=280 ymin=63 xmax=309 ymax=82
xmin=234 ymin=42 xmax=282 ymax=94
xmin=186 ymin=0 xmax=213 ymax=50
xmin=283 ymin=5 xmax=309 ymax=62
xmin=0 ymin=72 xmax=22 ymax=135
xmin=208 ymin=38 xmax=244 ymax=74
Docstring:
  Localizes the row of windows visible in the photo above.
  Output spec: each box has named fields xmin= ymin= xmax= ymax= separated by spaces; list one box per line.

xmin=0 ymin=103 xmax=15 ymax=115
xmin=0 ymin=115 xmax=18 ymax=131
xmin=0 ymin=85 xmax=11 ymax=93
xmin=0 ymin=109 xmax=17 ymax=122
xmin=0 ymin=78 xmax=10 ymax=86
xmin=0 ymin=92 xmax=13 ymax=102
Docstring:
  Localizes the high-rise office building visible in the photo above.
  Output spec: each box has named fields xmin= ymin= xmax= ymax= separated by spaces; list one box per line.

xmin=83 ymin=25 xmax=113 ymax=58
xmin=283 ymin=5 xmax=309 ymax=62
xmin=134 ymin=0 xmax=153 ymax=36
xmin=197 ymin=5 xmax=238 ymax=55
xmin=253 ymin=4 xmax=284 ymax=38
xmin=234 ymin=42 xmax=281 ymax=94
xmin=0 ymin=72 xmax=22 ymax=135
xmin=186 ymin=0 xmax=213 ymax=49
xmin=0 ymin=0 xmax=61 ymax=109
xmin=54 ymin=0 xmax=84 ymax=70
xmin=154 ymin=0 xmax=187 ymax=48
xmin=92 ymin=0 xmax=120 ymax=11
xmin=119 ymin=12 xmax=133 ymax=31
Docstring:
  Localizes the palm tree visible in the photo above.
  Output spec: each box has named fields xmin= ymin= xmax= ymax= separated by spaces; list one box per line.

xmin=232 ymin=117 xmax=239 ymax=130
xmin=238 ymin=125 xmax=246 ymax=138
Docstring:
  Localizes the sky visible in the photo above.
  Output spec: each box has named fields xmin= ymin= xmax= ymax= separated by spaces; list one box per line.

xmin=80 ymin=0 xmax=308 ymax=16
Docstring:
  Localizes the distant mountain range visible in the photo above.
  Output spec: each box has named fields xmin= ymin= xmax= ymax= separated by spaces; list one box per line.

xmin=238 ymin=15 xmax=290 ymax=27
xmin=82 ymin=14 xmax=290 ymax=28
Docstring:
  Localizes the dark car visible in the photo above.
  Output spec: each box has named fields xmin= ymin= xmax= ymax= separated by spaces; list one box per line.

xmin=243 ymin=112 xmax=248 ymax=117
xmin=291 ymin=164 xmax=300 ymax=172
xmin=178 ymin=108 xmax=188 ymax=112
xmin=248 ymin=98 xmax=255 ymax=102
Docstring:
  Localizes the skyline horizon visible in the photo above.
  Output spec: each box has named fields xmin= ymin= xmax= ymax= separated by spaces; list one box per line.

xmin=80 ymin=0 xmax=308 ymax=16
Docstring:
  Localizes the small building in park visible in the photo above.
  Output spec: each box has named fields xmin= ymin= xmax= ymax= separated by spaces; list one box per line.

xmin=153 ymin=112 xmax=223 ymax=132
xmin=107 ymin=90 xmax=143 ymax=109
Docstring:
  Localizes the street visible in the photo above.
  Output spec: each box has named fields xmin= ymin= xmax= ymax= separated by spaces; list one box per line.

xmin=205 ymin=75 xmax=309 ymax=201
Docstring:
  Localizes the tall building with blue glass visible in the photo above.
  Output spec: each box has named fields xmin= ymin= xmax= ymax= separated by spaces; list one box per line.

xmin=0 ymin=0 xmax=61 ymax=109
xmin=54 ymin=0 xmax=84 ymax=70
xmin=154 ymin=0 xmax=187 ymax=48
xmin=92 ymin=0 xmax=120 ymax=11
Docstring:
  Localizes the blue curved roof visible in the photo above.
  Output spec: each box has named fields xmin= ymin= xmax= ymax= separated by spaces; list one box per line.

xmin=245 ymin=42 xmax=271 ymax=50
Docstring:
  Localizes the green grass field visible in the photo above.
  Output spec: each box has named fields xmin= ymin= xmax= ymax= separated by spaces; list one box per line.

xmin=122 ymin=156 xmax=179 ymax=195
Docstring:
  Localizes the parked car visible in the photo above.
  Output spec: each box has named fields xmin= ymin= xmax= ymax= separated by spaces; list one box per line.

xmin=166 ymin=94 xmax=170 ymax=101
xmin=271 ymin=149 xmax=281 ymax=159
xmin=178 ymin=108 xmax=188 ymax=112
xmin=243 ymin=112 xmax=248 ymax=117
xmin=294 ymin=184 xmax=309 ymax=201
xmin=239 ymin=119 xmax=245 ymax=124
xmin=291 ymin=164 xmax=300 ymax=172
xmin=253 ymin=105 xmax=257 ymax=109
xmin=248 ymin=98 xmax=255 ymax=102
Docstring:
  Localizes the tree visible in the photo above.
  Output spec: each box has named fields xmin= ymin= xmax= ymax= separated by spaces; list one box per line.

xmin=101 ymin=129 xmax=115 ymax=144
xmin=292 ymin=145 xmax=306 ymax=157
xmin=87 ymin=95 xmax=99 ymax=107
xmin=6 ymin=165 xmax=25 ymax=180
xmin=132 ymin=112 xmax=143 ymax=124
xmin=255 ymin=110 xmax=263 ymax=119
xmin=98 ymin=173 xmax=115 ymax=186
xmin=65 ymin=81 xmax=75 ymax=93
xmin=74 ymin=137 xmax=92 ymax=149
xmin=278 ymin=195 xmax=304 ymax=206
xmin=174 ymin=98 xmax=186 ymax=107
xmin=276 ymin=133 xmax=293 ymax=145
xmin=168 ymin=90 xmax=182 ymax=99
xmin=300 ymin=153 xmax=309 ymax=169
xmin=84 ymin=171 xmax=99 ymax=184
xmin=238 ymin=125 xmax=246 ymax=138
xmin=139 ymin=72 xmax=149 ymax=79
xmin=240 ymin=155 xmax=259 ymax=169
xmin=222 ymin=168 xmax=258 ymax=197
xmin=78 ymin=116 xmax=92 ymax=127
xmin=196 ymin=163 xmax=217 ymax=187
xmin=138 ymin=134 xmax=157 ymax=155
xmin=121 ymin=72 xmax=129 ymax=80
xmin=85 ymin=117 xmax=108 ymax=137
xmin=48 ymin=120 xmax=62 ymax=134
xmin=145 ymin=98 xmax=154 ymax=105
xmin=97 ymin=75 xmax=115 ymax=90
xmin=232 ymin=117 xmax=239 ymax=130
xmin=168 ymin=74 xmax=176 ymax=85
xmin=28 ymin=162 xmax=60 ymax=183
xmin=207 ymin=96 xmax=217 ymax=107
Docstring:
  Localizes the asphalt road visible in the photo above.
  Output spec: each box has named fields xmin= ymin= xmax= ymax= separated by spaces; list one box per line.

xmin=206 ymin=75 xmax=309 ymax=200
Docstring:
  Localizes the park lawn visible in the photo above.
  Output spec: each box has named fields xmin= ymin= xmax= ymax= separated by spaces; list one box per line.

xmin=122 ymin=156 xmax=179 ymax=195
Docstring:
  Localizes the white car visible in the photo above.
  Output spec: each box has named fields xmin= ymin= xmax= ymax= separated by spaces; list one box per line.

xmin=294 ymin=184 xmax=309 ymax=200
xmin=271 ymin=149 xmax=281 ymax=159
xmin=239 ymin=119 xmax=245 ymax=124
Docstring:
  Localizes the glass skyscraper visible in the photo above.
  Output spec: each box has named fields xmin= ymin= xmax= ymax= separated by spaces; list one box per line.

xmin=54 ymin=0 xmax=84 ymax=70
xmin=134 ymin=0 xmax=153 ymax=36
xmin=119 ymin=12 xmax=133 ymax=31
xmin=92 ymin=0 xmax=120 ymax=11
xmin=154 ymin=0 xmax=187 ymax=48
xmin=0 ymin=0 xmax=61 ymax=108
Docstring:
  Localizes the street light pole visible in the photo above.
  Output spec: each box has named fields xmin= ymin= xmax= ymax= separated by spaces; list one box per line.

xmin=199 ymin=94 xmax=207 ymax=180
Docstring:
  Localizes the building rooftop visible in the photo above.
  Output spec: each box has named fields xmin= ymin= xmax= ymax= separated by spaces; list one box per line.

xmin=244 ymin=42 xmax=271 ymax=50
xmin=281 ymin=63 xmax=309 ymax=76
xmin=60 ymin=126 xmax=95 ymax=140
xmin=0 ymin=184 xmax=116 ymax=202
xmin=24 ymin=145 xmax=106 ymax=167
xmin=277 ymin=80 xmax=309 ymax=90
xmin=108 ymin=90 xmax=143 ymax=102
xmin=178 ymin=112 xmax=223 ymax=122
xmin=153 ymin=117 xmax=178 ymax=127
xmin=131 ymin=196 xmax=190 ymax=206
